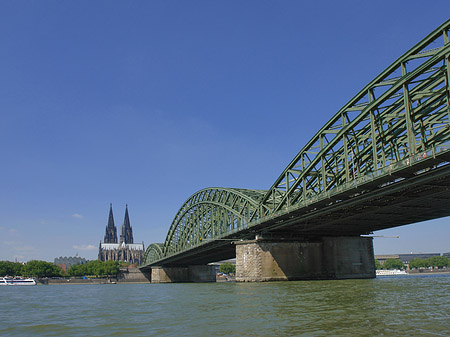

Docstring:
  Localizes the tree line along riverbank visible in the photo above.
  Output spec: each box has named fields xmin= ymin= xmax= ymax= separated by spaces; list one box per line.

xmin=1 ymin=260 xmax=123 ymax=278
xmin=375 ymin=256 xmax=450 ymax=271
xmin=0 ymin=259 xmax=150 ymax=284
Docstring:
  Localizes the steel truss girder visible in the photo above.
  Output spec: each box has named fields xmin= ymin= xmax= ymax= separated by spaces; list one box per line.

xmin=143 ymin=243 xmax=164 ymax=265
xmin=144 ymin=188 xmax=269 ymax=263
xmin=261 ymin=19 xmax=450 ymax=214
xmin=142 ymin=20 xmax=450 ymax=268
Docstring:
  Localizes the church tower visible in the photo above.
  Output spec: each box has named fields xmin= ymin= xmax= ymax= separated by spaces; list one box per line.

xmin=99 ymin=204 xmax=144 ymax=264
xmin=104 ymin=203 xmax=118 ymax=243
xmin=120 ymin=204 xmax=134 ymax=244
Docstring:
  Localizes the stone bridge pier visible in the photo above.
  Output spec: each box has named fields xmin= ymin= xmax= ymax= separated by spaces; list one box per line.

xmin=150 ymin=265 xmax=216 ymax=283
xmin=235 ymin=236 xmax=375 ymax=282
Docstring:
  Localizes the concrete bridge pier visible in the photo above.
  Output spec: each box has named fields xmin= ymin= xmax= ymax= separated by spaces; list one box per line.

xmin=150 ymin=265 xmax=216 ymax=283
xmin=235 ymin=236 xmax=375 ymax=282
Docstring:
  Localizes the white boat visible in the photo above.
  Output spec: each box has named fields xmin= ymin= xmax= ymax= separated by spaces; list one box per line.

xmin=0 ymin=277 xmax=37 ymax=285
xmin=376 ymin=269 xmax=408 ymax=276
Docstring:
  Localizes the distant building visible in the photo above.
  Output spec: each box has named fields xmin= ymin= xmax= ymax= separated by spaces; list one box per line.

xmin=375 ymin=253 xmax=441 ymax=266
xmin=54 ymin=256 xmax=87 ymax=272
xmin=209 ymin=259 xmax=236 ymax=274
xmin=397 ymin=253 xmax=440 ymax=264
xmin=443 ymin=252 xmax=450 ymax=259
xmin=98 ymin=204 xmax=145 ymax=264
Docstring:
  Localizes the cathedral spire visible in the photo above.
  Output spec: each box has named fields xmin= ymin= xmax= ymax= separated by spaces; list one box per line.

xmin=120 ymin=204 xmax=133 ymax=244
xmin=104 ymin=203 xmax=118 ymax=243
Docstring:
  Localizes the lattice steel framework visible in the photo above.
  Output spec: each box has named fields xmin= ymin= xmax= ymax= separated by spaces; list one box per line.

xmin=153 ymin=188 xmax=269 ymax=261
xmin=143 ymin=20 xmax=450 ymax=266
xmin=261 ymin=19 xmax=450 ymax=214
xmin=143 ymin=243 xmax=164 ymax=266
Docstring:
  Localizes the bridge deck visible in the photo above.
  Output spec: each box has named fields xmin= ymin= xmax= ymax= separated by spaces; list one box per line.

xmin=142 ymin=151 xmax=450 ymax=268
xmin=141 ymin=20 xmax=450 ymax=270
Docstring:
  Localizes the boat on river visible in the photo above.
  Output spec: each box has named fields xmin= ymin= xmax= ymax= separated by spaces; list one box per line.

xmin=376 ymin=269 xmax=408 ymax=276
xmin=0 ymin=277 xmax=37 ymax=286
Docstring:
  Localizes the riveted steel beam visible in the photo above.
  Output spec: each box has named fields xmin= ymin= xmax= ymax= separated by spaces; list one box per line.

xmin=140 ymin=20 xmax=450 ymax=269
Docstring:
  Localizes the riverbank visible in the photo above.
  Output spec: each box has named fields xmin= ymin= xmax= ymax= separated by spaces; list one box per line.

xmin=37 ymin=267 xmax=150 ymax=285
xmin=37 ymin=278 xmax=151 ymax=285
xmin=36 ymin=267 xmax=449 ymax=284
xmin=407 ymin=268 xmax=450 ymax=275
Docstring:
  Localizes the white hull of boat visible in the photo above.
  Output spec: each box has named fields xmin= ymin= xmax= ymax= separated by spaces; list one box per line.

xmin=0 ymin=277 xmax=37 ymax=285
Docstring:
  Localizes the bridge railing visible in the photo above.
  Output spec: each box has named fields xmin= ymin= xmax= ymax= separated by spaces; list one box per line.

xmin=143 ymin=143 xmax=450 ymax=267
xmin=266 ymin=143 xmax=450 ymax=213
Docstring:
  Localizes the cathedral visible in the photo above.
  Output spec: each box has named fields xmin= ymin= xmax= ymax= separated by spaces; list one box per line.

xmin=98 ymin=204 xmax=145 ymax=265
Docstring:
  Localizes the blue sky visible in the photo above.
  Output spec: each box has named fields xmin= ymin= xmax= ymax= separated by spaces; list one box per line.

xmin=1 ymin=1 xmax=449 ymax=262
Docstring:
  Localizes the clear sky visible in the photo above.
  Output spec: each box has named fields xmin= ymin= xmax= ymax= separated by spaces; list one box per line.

xmin=1 ymin=1 xmax=449 ymax=262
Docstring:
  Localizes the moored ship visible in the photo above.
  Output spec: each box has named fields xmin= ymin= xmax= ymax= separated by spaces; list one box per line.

xmin=0 ymin=277 xmax=37 ymax=286
xmin=376 ymin=269 xmax=408 ymax=276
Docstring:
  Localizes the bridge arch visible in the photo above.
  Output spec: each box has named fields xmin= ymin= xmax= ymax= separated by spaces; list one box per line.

xmin=148 ymin=188 xmax=269 ymax=263
xmin=143 ymin=243 xmax=164 ymax=266
xmin=261 ymin=19 xmax=450 ymax=215
xmin=141 ymin=20 xmax=450 ymax=270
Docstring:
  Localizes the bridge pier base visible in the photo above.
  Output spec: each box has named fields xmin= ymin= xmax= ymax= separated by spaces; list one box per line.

xmin=235 ymin=236 xmax=375 ymax=282
xmin=150 ymin=265 xmax=216 ymax=283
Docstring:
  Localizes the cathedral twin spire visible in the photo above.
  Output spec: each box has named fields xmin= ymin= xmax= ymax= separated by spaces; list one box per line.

xmin=104 ymin=204 xmax=134 ymax=244
xmin=120 ymin=205 xmax=133 ymax=244
xmin=104 ymin=204 xmax=118 ymax=243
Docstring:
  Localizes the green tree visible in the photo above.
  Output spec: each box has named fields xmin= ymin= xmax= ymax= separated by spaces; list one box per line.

xmin=383 ymin=258 xmax=404 ymax=270
xmin=0 ymin=261 xmax=25 ymax=276
xmin=374 ymin=259 xmax=382 ymax=270
xmin=87 ymin=260 xmax=102 ymax=276
xmin=219 ymin=262 xmax=236 ymax=274
xmin=428 ymin=256 xmax=449 ymax=269
xmin=12 ymin=262 xmax=25 ymax=276
xmin=67 ymin=260 xmax=120 ymax=277
xmin=102 ymin=261 xmax=120 ymax=277
xmin=24 ymin=260 xmax=62 ymax=278
xmin=408 ymin=256 xmax=449 ymax=269
xmin=409 ymin=258 xmax=425 ymax=269
xmin=422 ymin=258 xmax=432 ymax=268
xmin=67 ymin=263 xmax=86 ymax=277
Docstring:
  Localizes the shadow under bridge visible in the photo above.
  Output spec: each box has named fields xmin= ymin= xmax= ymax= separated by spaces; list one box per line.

xmin=140 ymin=19 xmax=450 ymax=271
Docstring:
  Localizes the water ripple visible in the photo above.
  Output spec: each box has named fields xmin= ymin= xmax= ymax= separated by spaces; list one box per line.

xmin=0 ymin=275 xmax=449 ymax=336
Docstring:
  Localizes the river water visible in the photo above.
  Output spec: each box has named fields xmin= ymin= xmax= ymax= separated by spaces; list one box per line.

xmin=1 ymin=275 xmax=449 ymax=336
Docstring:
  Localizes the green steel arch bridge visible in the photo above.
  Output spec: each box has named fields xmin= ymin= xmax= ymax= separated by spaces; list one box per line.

xmin=141 ymin=20 xmax=450 ymax=270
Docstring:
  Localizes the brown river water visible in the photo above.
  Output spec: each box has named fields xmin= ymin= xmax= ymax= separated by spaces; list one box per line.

xmin=1 ymin=274 xmax=449 ymax=336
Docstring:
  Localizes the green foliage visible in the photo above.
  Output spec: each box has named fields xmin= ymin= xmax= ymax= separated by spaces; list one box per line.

xmin=374 ymin=259 xmax=382 ymax=270
xmin=0 ymin=260 xmax=62 ymax=277
xmin=0 ymin=261 xmax=25 ymax=276
xmin=219 ymin=262 xmax=236 ymax=274
xmin=67 ymin=260 xmax=120 ymax=277
xmin=383 ymin=258 xmax=405 ymax=270
xmin=0 ymin=260 xmax=120 ymax=278
xmin=429 ymin=256 xmax=449 ymax=268
xmin=409 ymin=258 xmax=425 ymax=269
xmin=409 ymin=256 xmax=449 ymax=269
xmin=23 ymin=260 xmax=62 ymax=278
xmin=67 ymin=263 xmax=86 ymax=277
